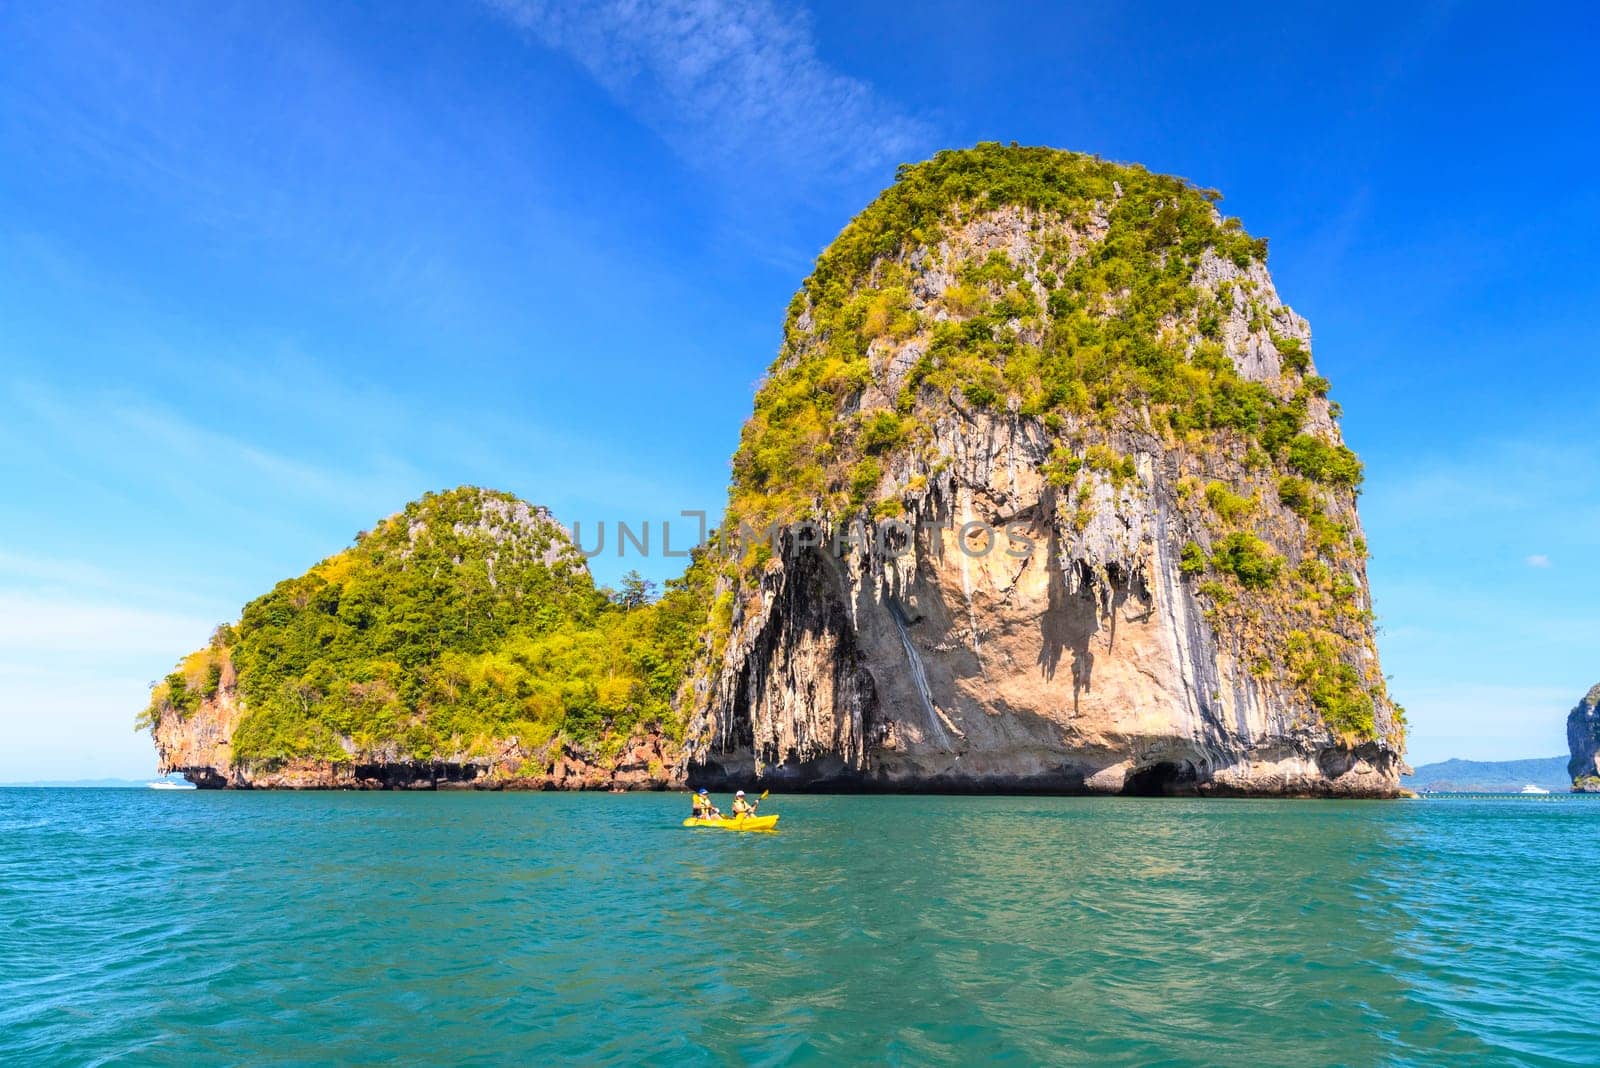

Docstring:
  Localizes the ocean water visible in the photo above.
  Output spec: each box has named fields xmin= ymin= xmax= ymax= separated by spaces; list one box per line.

xmin=2 ymin=790 xmax=1596 ymax=1066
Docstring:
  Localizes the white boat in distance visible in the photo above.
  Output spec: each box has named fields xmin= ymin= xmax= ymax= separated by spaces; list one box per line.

xmin=1520 ymin=784 xmax=1550 ymax=795
xmin=147 ymin=780 xmax=196 ymax=790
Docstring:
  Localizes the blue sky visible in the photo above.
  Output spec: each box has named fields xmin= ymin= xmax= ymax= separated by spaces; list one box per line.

xmin=1 ymin=0 xmax=1595 ymax=778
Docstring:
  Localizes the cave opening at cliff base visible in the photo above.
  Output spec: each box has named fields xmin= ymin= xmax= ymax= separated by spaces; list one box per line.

xmin=1121 ymin=760 xmax=1200 ymax=796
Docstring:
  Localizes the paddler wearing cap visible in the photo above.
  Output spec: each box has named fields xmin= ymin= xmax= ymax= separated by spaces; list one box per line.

xmin=730 ymin=790 xmax=758 ymax=819
xmin=690 ymin=788 xmax=720 ymax=819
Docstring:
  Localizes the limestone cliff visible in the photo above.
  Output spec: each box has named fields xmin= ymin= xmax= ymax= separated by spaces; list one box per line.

xmin=685 ymin=145 xmax=1404 ymax=796
xmin=1567 ymin=684 xmax=1600 ymax=792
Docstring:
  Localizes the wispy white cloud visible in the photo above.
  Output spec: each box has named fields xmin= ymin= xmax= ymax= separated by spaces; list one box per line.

xmin=0 ymin=592 xmax=215 ymax=657
xmin=0 ymin=548 xmax=219 ymax=614
xmin=0 ymin=549 xmax=117 ymax=592
xmin=1361 ymin=432 xmax=1600 ymax=763
xmin=0 ymin=665 xmax=169 ymax=781
xmin=1365 ymin=438 xmax=1600 ymax=524
xmin=6 ymin=380 xmax=423 ymax=523
xmin=0 ymin=568 xmax=220 ymax=779
xmin=488 ymin=0 xmax=929 ymax=185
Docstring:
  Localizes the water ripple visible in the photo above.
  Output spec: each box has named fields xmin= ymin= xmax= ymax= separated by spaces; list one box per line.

xmin=2 ymin=790 xmax=1596 ymax=1065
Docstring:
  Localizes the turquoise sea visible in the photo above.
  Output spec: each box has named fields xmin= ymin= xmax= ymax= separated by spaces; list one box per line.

xmin=3 ymin=790 xmax=1596 ymax=1066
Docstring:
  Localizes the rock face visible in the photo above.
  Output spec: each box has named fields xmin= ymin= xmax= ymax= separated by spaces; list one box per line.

xmin=1567 ymin=684 xmax=1600 ymax=792
xmin=685 ymin=145 xmax=1404 ymax=796
xmin=151 ymin=682 xmax=245 ymax=789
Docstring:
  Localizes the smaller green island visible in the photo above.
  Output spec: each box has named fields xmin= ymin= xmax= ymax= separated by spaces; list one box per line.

xmin=142 ymin=487 xmax=713 ymax=788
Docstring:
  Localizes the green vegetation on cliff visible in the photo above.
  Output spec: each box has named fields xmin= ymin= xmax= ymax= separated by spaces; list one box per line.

xmin=141 ymin=488 xmax=713 ymax=768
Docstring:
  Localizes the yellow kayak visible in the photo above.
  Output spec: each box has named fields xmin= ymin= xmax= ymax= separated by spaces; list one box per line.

xmin=681 ymin=814 xmax=779 ymax=831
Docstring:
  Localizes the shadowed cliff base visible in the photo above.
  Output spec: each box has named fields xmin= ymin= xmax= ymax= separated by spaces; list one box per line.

xmin=688 ymin=740 xmax=1403 ymax=798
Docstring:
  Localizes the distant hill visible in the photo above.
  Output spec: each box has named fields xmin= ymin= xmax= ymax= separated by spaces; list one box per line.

xmin=1403 ymin=757 xmax=1570 ymax=793
xmin=0 ymin=778 xmax=150 ymax=788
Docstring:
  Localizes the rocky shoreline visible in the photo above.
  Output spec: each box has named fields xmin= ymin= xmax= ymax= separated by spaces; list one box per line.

xmin=159 ymin=711 xmax=681 ymax=791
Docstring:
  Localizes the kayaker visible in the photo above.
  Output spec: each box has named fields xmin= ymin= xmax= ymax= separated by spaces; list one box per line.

xmin=691 ymin=788 xmax=719 ymax=819
xmin=730 ymin=790 xmax=756 ymax=818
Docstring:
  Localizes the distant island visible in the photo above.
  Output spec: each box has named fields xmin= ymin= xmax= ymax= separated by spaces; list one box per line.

xmin=1403 ymin=757 xmax=1571 ymax=794
xmin=1410 ymin=684 xmax=1600 ymax=793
